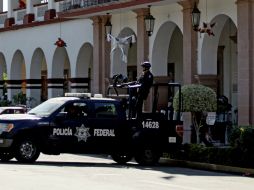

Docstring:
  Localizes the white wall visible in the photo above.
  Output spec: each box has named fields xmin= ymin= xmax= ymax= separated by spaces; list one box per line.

xmin=0 ymin=18 xmax=93 ymax=78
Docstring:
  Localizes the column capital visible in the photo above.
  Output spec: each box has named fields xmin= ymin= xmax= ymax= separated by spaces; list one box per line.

xmin=100 ymin=14 xmax=111 ymax=24
xmin=90 ymin=16 xmax=102 ymax=25
xmin=178 ymin=0 xmax=199 ymax=10
xmin=236 ymin=0 xmax=254 ymax=4
xmin=133 ymin=8 xmax=149 ymax=18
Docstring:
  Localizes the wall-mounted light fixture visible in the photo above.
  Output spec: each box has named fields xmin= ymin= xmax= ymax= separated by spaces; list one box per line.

xmin=144 ymin=5 xmax=155 ymax=37
xmin=105 ymin=13 xmax=112 ymax=36
xmin=191 ymin=1 xmax=216 ymax=36
xmin=191 ymin=2 xmax=201 ymax=31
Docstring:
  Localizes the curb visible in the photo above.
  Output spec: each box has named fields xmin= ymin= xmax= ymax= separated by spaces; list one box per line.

xmin=160 ymin=158 xmax=254 ymax=176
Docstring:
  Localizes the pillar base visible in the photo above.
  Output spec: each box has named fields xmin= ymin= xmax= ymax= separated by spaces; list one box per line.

xmin=4 ymin=17 xmax=15 ymax=28
xmin=23 ymin=13 xmax=35 ymax=24
xmin=44 ymin=9 xmax=56 ymax=20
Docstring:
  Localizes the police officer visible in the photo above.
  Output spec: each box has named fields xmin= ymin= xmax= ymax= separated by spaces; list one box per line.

xmin=135 ymin=61 xmax=154 ymax=118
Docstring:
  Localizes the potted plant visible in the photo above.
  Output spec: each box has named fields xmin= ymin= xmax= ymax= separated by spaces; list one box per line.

xmin=173 ymin=84 xmax=217 ymax=143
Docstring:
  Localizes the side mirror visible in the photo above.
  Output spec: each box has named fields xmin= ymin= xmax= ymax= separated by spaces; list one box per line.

xmin=160 ymin=109 xmax=166 ymax=115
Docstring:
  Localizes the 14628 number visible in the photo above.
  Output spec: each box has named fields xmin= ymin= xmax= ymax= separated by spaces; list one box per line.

xmin=142 ymin=121 xmax=159 ymax=129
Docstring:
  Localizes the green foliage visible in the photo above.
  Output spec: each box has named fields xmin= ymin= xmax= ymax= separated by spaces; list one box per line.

xmin=0 ymin=100 xmax=11 ymax=106
xmin=173 ymin=126 xmax=254 ymax=168
xmin=173 ymin=84 xmax=217 ymax=143
xmin=228 ymin=125 xmax=254 ymax=167
xmin=229 ymin=126 xmax=254 ymax=150
xmin=174 ymin=143 xmax=254 ymax=168
xmin=183 ymin=144 xmax=208 ymax=162
xmin=12 ymin=92 xmax=27 ymax=105
xmin=173 ymin=84 xmax=217 ymax=112
xmin=2 ymin=72 xmax=8 ymax=97
xmin=2 ymin=72 xmax=8 ymax=81
xmin=228 ymin=126 xmax=242 ymax=147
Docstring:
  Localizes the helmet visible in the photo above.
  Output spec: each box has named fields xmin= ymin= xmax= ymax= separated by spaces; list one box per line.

xmin=141 ymin=61 xmax=151 ymax=68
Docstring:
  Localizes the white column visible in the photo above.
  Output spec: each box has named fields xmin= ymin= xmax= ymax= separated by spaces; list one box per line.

xmin=48 ymin=0 xmax=55 ymax=10
xmin=26 ymin=0 xmax=33 ymax=14
xmin=7 ymin=0 xmax=19 ymax=17
xmin=7 ymin=0 xmax=13 ymax=18
xmin=0 ymin=0 xmax=3 ymax=12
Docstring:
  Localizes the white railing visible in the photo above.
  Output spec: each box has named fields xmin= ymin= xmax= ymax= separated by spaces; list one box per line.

xmin=35 ymin=4 xmax=48 ymax=21
xmin=0 ymin=0 xmax=129 ymax=28
xmin=62 ymin=0 xmax=121 ymax=12
xmin=0 ymin=13 xmax=7 ymax=26
xmin=14 ymin=9 xmax=26 ymax=24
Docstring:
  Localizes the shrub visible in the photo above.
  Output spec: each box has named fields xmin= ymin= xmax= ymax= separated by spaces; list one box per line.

xmin=176 ymin=137 xmax=254 ymax=168
xmin=228 ymin=126 xmax=254 ymax=168
xmin=12 ymin=92 xmax=27 ymax=105
xmin=229 ymin=126 xmax=254 ymax=151
xmin=0 ymin=99 xmax=11 ymax=106
xmin=173 ymin=84 xmax=217 ymax=143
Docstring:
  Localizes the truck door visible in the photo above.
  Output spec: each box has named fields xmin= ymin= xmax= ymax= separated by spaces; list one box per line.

xmin=51 ymin=101 xmax=90 ymax=153
xmin=88 ymin=101 xmax=126 ymax=153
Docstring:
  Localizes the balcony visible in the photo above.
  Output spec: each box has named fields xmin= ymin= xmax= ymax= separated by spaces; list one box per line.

xmin=0 ymin=12 xmax=7 ymax=27
xmin=61 ymin=0 xmax=122 ymax=12
xmin=34 ymin=3 xmax=49 ymax=21
xmin=0 ymin=0 xmax=135 ymax=29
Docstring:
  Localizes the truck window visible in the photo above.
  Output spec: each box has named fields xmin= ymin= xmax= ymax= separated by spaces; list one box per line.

xmin=28 ymin=98 xmax=68 ymax=117
xmin=95 ymin=103 xmax=117 ymax=118
xmin=62 ymin=102 xmax=88 ymax=118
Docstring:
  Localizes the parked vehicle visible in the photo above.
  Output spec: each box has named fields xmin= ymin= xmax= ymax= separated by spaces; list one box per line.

xmin=0 ymin=106 xmax=27 ymax=115
xmin=0 ymin=82 xmax=183 ymax=165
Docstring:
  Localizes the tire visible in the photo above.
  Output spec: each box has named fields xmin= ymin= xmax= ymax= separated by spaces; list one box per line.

xmin=134 ymin=147 xmax=160 ymax=166
xmin=0 ymin=152 xmax=14 ymax=162
xmin=111 ymin=152 xmax=133 ymax=164
xmin=15 ymin=139 xmax=40 ymax=163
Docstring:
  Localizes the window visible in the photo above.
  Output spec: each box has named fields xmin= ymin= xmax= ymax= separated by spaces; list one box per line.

xmin=28 ymin=98 xmax=68 ymax=117
xmin=62 ymin=102 xmax=88 ymax=118
xmin=95 ymin=103 xmax=117 ymax=118
xmin=14 ymin=109 xmax=25 ymax=114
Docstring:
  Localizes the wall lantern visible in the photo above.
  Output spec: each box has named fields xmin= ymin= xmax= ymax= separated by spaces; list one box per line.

xmin=191 ymin=2 xmax=201 ymax=31
xmin=105 ymin=13 xmax=112 ymax=35
xmin=144 ymin=6 xmax=155 ymax=37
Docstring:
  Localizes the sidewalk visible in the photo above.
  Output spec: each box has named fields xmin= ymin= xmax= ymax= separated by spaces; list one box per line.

xmin=160 ymin=158 xmax=254 ymax=177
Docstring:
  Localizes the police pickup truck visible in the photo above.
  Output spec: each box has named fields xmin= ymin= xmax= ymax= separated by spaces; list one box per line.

xmin=0 ymin=86 xmax=182 ymax=165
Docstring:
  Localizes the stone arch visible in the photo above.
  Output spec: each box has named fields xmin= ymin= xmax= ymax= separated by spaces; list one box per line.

xmin=151 ymin=21 xmax=183 ymax=110
xmin=51 ymin=47 xmax=70 ymax=97
xmin=201 ymin=14 xmax=237 ymax=113
xmin=152 ymin=21 xmax=183 ymax=83
xmin=75 ymin=42 xmax=93 ymax=93
xmin=111 ymin=27 xmax=137 ymax=79
xmin=30 ymin=48 xmax=48 ymax=105
xmin=10 ymin=50 xmax=26 ymax=100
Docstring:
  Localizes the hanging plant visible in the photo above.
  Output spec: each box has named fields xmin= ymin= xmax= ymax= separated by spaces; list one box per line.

xmin=19 ymin=0 xmax=26 ymax=9
xmin=198 ymin=22 xmax=216 ymax=36
xmin=54 ymin=37 xmax=67 ymax=47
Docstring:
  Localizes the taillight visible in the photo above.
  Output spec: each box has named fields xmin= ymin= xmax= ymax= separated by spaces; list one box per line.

xmin=176 ymin=125 xmax=183 ymax=137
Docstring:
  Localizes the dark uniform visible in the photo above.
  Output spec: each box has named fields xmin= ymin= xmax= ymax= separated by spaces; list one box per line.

xmin=135 ymin=62 xmax=153 ymax=118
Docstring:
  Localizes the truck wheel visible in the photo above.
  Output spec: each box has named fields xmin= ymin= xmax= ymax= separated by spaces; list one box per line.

xmin=134 ymin=147 xmax=160 ymax=166
xmin=15 ymin=139 xmax=40 ymax=163
xmin=0 ymin=152 xmax=14 ymax=162
xmin=111 ymin=152 xmax=133 ymax=164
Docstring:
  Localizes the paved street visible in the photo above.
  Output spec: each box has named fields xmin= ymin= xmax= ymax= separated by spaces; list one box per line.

xmin=0 ymin=154 xmax=253 ymax=190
